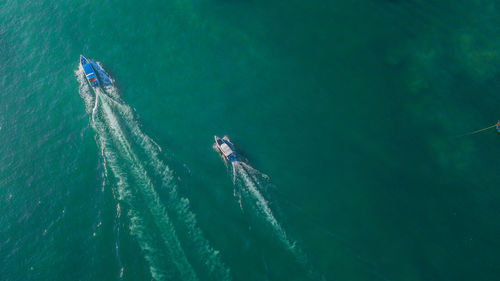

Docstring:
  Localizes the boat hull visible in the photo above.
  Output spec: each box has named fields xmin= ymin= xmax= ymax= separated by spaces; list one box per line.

xmin=80 ymin=55 xmax=101 ymax=88
xmin=214 ymin=136 xmax=238 ymax=162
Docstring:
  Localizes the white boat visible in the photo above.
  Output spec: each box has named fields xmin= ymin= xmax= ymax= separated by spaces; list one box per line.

xmin=214 ymin=135 xmax=238 ymax=162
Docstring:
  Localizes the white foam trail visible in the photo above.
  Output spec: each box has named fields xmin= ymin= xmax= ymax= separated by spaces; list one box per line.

xmin=76 ymin=64 xmax=231 ymax=281
xmin=77 ymin=70 xmax=198 ymax=281
xmin=92 ymin=92 xmax=99 ymax=122
xmin=75 ymin=66 xmax=95 ymax=114
xmin=231 ymin=165 xmax=237 ymax=185
xmin=113 ymin=202 xmax=124 ymax=280
xmin=98 ymin=90 xmax=198 ymax=281
xmin=94 ymin=105 xmax=181 ymax=280
xmin=98 ymin=87 xmax=231 ymax=281
xmin=231 ymin=162 xmax=321 ymax=280
xmin=233 ymin=162 xmax=290 ymax=243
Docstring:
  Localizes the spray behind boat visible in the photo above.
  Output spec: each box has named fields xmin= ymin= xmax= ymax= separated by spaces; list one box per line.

xmin=76 ymin=57 xmax=232 ymax=281
xmin=213 ymin=135 xmax=324 ymax=280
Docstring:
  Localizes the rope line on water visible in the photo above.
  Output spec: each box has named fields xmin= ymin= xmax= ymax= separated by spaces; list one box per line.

xmin=456 ymin=123 xmax=497 ymax=138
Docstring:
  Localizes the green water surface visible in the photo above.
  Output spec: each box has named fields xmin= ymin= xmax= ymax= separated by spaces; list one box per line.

xmin=1 ymin=0 xmax=500 ymax=280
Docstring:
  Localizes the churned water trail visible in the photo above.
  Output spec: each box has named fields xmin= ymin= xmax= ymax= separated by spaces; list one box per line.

xmin=75 ymin=64 xmax=230 ymax=281
xmin=96 ymin=76 xmax=231 ymax=281
xmin=100 ymin=90 xmax=200 ymax=280
xmin=230 ymin=161 xmax=323 ymax=280
xmin=234 ymin=162 xmax=388 ymax=280
xmin=78 ymin=71 xmax=196 ymax=280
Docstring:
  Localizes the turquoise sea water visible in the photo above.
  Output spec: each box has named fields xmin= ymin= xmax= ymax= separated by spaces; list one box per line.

xmin=1 ymin=0 xmax=500 ymax=280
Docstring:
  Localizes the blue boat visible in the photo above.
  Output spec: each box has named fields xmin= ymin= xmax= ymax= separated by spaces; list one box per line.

xmin=496 ymin=121 xmax=500 ymax=133
xmin=80 ymin=55 xmax=100 ymax=88
xmin=214 ymin=136 xmax=238 ymax=162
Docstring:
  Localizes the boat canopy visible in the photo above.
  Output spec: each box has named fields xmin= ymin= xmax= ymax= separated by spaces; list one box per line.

xmin=220 ymin=143 xmax=233 ymax=156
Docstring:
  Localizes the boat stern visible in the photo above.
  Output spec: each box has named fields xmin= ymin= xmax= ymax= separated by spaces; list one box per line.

xmin=227 ymin=154 xmax=237 ymax=162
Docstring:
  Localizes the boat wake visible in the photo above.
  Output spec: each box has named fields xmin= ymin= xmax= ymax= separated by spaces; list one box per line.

xmin=75 ymin=65 xmax=231 ymax=281
xmin=230 ymin=161 xmax=323 ymax=280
